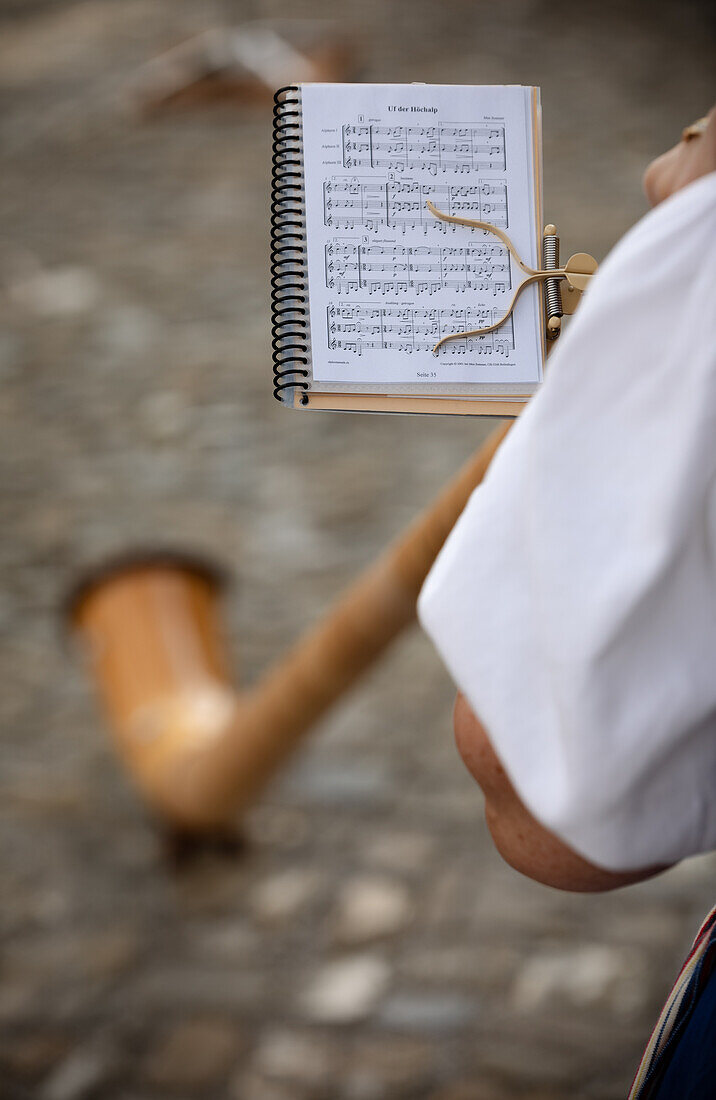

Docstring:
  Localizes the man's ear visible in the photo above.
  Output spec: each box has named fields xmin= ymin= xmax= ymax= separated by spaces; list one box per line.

xmin=643 ymin=106 xmax=716 ymax=207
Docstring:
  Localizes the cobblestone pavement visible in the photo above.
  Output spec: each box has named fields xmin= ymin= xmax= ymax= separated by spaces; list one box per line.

xmin=1 ymin=2 xmax=715 ymax=1097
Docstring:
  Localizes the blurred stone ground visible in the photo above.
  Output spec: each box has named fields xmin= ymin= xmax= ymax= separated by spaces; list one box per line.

xmin=1 ymin=1 xmax=715 ymax=1097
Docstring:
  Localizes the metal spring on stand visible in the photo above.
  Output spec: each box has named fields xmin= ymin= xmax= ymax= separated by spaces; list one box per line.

xmin=542 ymin=232 xmax=563 ymax=326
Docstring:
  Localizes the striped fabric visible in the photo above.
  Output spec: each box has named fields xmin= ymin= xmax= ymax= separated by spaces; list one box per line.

xmin=629 ymin=903 xmax=716 ymax=1098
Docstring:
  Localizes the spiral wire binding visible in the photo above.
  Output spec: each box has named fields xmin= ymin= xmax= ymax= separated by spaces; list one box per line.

xmin=542 ymin=232 xmax=563 ymax=322
xmin=271 ymin=86 xmax=310 ymax=404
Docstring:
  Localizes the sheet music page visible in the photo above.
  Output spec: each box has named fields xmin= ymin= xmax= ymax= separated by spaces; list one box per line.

xmin=300 ymin=83 xmax=543 ymax=390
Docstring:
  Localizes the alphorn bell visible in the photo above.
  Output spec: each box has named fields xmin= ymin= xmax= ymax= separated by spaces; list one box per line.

xmin=68 ymin=422 xmax=510 ymax=833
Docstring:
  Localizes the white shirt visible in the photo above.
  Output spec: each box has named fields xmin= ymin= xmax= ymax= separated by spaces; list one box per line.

xmin=419 ymin=172 xmax=716 ymax=873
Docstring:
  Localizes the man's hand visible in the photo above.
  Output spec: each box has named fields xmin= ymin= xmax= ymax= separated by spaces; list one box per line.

xmin=643 ymin=105 xmax=716 ymax=207
xmin=453 ymin=694 xmax=667 ymax=892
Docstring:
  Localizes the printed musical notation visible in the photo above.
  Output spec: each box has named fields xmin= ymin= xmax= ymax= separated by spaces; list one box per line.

xmin=341 ymin=123 xmax=506 ymax=174
xmin=325 ymin=241 xmax=511 ymax=297
xmin=323 ymin=178 xmax=508 ymax=234
xmin=300 ymin=83 xmax=541 ymax=385
xmin=327 ymin=304 xmax=515 ymax=357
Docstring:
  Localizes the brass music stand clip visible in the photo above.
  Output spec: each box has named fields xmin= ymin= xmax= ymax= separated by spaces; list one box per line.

xmin=425 ymin=199 xmax=598 ymax=354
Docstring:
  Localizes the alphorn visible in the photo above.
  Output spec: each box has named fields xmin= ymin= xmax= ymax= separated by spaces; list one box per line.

xmin=69 ymin=421 xmax=510 ymax=832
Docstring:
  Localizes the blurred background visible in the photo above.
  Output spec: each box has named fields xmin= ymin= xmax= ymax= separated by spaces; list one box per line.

xmin=1 ymin=1 xmax=715 ymax=1098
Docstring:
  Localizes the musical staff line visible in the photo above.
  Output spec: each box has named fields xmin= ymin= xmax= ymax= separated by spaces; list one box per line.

xmin=325 ymin=240 xmax=511 ymax=297
xmin=341 ymin=122 xmax=506 ymax=174
xmin=327 ymin=304 xmax=515 ymax=357
xmin=323 ymin=178 xmax=508 ymax=234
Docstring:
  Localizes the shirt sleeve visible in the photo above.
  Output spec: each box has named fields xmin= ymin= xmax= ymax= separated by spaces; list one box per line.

xmin=418 ymin=171 xmax=716 ymax=872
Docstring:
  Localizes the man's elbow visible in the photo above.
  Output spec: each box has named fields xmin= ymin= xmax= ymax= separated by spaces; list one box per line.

xmin=453 ymin=693 xmax=666 ymax=893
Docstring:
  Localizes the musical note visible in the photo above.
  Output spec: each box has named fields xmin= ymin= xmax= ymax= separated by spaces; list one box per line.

xmin=324 ymin=241 xmax=511 ymax=296
xmin=322 ymin=178 xmax=508 ymax=233
xmin=327 ymin=304 xmax=515 ymax=357
xmin=340 ymin=123 xmax=507 ymax=174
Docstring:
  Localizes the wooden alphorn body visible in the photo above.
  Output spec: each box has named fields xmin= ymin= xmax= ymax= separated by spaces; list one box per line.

xmin=71 ymin=422 xmax=510 ymax=832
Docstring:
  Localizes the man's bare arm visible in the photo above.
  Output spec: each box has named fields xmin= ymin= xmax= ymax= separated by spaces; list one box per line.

xmin=453 ymin=694 xmax=668 ymax=892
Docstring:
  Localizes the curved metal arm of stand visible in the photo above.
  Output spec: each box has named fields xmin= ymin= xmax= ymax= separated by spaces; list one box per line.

xmin=431 ymin=271 xmax=549 ymax=351
xmin=426 ymin=201 xmax=538 ymax=275
xmin=425 ymin=201 xmax=597 ymax=353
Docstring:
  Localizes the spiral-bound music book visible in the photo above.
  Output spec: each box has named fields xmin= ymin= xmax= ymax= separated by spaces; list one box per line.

xmin=271 ymin=83 xmax=543 ymax=415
